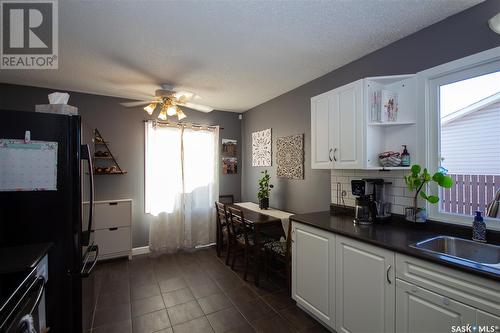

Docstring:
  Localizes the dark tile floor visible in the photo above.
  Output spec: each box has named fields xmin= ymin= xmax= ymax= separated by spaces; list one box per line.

xmin=91 ymin=247 xmax=331 ymax=333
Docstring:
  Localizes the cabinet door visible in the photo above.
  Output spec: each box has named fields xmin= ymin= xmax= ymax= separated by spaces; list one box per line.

xmin=335 ymin=235 xmax=395 ymax=333
xmin=477 ymin=310 xmax=500 ymax=329
xmin=292 ymin=222 xmax=335 ymax=328
xmin=332 ymin=80 xmax=364 ymax=169
xmin=311 ymin=94 xmax=334 ymax=169
xmin=396 ymin=279 xmax=476 ymax=333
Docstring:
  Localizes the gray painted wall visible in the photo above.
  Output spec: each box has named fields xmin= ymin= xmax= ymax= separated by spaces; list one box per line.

xmin=0 ymin=84 xmax=242 ymax=247
xmin=241 ymin=0 xmax=500 ymax=214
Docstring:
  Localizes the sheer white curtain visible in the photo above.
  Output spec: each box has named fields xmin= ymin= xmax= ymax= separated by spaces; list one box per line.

xmin=145 ymin=121 xmax=219 ymax=253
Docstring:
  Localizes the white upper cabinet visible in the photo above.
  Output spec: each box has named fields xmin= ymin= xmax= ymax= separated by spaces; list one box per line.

xmin=332 ymin=80 xmax=364 ymax=169
xmin=311 ymin=74 xmax=417 ymax=170
xmin=311 ymin=79 xmax=364 ymax=169
xmin=311 ymin=93 xmax=334 ymax=169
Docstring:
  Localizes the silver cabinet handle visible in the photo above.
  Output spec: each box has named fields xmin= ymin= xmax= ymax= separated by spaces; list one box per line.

xmin=333 ymin=148 xmax=337 ymax=162
xmin=386 ymin=264 xmax=392 ymax=284
xmin=329 ymin=148 xmax=333 ymax=162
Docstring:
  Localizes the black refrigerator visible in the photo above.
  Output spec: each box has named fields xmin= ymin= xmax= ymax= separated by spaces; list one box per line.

xmin=0 ymin=110 xmax=97 ymax=333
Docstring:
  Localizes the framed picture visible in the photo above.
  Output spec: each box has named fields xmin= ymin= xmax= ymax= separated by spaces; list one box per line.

xmin=222 ymin=157 xmax=238 ymax=174
xmin=276 ymin=134 xmax=304 ymax=179
xmin=252 ymin=128 xmax=272 ymax=166
xmin=381 ymin=90 xmax=398 ymax=122
xmin=221 ymin=139 xmax=237 ymax=157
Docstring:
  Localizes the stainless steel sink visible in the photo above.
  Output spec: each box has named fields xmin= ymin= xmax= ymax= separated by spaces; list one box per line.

xmin=411 ymin=236 xmax=500 ymax=265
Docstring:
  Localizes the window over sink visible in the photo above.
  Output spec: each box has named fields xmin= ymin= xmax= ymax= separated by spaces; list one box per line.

xmin=421 ymin=47 xmax=500 ymax=229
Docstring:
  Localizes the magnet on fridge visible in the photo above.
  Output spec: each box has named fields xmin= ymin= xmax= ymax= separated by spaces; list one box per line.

xmin=24 ymin=131 xmax=31 ymax=143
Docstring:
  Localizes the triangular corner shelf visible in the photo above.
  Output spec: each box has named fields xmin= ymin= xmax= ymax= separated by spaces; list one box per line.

xmin=93 ymin=128 xmax=127 ymax=175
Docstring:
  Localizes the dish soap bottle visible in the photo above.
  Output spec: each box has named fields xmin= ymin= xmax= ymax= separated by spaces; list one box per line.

xmin=401 ymin=145 xmax=410 ymax=167
xmin=472 ymin=211 xmax=486 ymax=242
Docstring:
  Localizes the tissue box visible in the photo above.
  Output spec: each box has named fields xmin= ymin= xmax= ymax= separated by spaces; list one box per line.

xmin=35 ymin=104 xmax=78 ymax=116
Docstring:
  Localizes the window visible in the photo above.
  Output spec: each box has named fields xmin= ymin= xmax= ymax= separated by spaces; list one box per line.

xmin=421 ymin=47 xmax=500 ymax=229
xmin=144 ymin=121 xmax=220 ymax=252
xmin=439 ymin=72 xmax=500 ymax=217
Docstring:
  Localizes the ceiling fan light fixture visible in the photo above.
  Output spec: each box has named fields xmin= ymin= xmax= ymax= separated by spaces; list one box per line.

xmin=489 ymin=12 xmax=500 ymax=34
xmin=167 ymin=104 xmax=178 ymax=116
xmin=177 ymin=109 xmax=187 ymax=120
xmin=144 ymin=103 xmax=157 ymax=115
xmin=158 ymin=106 xmax=168 ymax=120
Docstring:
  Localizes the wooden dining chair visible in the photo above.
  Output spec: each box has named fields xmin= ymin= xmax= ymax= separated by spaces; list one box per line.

xmin=226 ymin=206 xmax=265 ymax=281
xmin=215 ymin=201 xmax=230 ymax=260
xmin=263 ymin=218 xmax=293 ymax=293
xmin=218 ymin=194 xmax=234 ymax=204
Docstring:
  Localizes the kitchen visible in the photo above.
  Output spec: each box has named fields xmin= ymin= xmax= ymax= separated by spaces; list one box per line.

xmin=0 ymin=1 xmax=499 ymax=332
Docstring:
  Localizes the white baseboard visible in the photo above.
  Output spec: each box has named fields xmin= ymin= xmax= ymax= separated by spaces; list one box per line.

xmin=132 ymin=246 xmax=151 ymax=256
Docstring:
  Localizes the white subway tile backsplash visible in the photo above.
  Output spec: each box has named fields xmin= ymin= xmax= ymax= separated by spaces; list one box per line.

xmin=331 ymin=169 xmax=412 ymax=215
xmin=394 ymin=196 xmax=413 ymax=207
xmin=337 ymin=176 xmax=349 ymax=183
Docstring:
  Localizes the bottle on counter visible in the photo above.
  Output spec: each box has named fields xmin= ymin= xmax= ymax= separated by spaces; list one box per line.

xmin=401 ymin=145 xmax=410 ymax=167
xmin=472 ymin=211 xmax=486 ymax=242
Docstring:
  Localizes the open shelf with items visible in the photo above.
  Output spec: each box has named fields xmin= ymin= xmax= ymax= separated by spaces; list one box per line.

xmin=92 ymin=128 xmax=127 ymax=175
xmin=367 ymin=121 xmax=415 ymax=126
xmin=364 ymin=75 xmax=418 ymax=170
xmin=365 ymin=166 xmax=411 ymax=171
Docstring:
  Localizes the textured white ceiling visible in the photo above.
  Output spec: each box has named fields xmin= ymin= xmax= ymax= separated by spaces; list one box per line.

xmin=0 ymin=0 xmax=482 ymax=112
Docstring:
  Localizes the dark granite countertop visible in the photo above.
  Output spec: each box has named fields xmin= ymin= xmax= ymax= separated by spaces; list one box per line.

xmin=0 ymin=242 xmax=52 ymax=275
xmin=290 ymin=211 xmax=500 ymax=281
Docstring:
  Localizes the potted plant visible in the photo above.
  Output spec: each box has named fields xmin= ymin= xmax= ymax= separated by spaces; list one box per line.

xmin=404 ymin=164 xmax=454 ymax=223
xmin=257 ymin=170 xmax=274 ymax=209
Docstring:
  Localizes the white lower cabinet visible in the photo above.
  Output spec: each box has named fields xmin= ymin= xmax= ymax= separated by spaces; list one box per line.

xmin=291 ymin=222 xmax=500 ymax=333
xmin=335 ymin=235 xmax=395 ymax=333
xmin=396 ymin=279 xmax=476 ymax=333
xmin=291 ymin=222 xmax=335 ymax=328
xmin=84 ymin=199 xmax=132 ymax=260
xmin=477 ymin=310 xmax=500 ymax=328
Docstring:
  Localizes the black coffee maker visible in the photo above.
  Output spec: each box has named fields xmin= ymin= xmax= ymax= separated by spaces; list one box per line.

xmin=351 ymin=179 xmax=381 ymax=224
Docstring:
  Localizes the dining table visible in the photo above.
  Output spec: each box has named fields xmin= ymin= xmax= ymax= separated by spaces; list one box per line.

xmin=225 ymin=202 xmax=291 ymax=286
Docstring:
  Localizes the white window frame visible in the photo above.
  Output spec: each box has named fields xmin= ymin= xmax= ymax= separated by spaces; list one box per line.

xmin=417 ymin=46 xmax=500 ymax=231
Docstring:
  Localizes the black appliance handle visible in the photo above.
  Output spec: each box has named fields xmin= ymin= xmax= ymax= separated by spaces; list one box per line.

xmin=0 ymin=276 xmax=45 ymax=331
xmin=81 ymin=244 xmax=99 ymax=278
xmin=81 ymin=144 xmax=94 ymax=246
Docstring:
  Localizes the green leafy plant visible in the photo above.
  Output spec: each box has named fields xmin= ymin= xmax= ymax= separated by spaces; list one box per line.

xmin=257 ymin=170 xmax=274 ymax=200
xmin=404 ymin=164 xmax=454 ymax=210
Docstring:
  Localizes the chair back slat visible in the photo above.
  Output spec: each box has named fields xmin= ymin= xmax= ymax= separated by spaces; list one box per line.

xmin=215 ymin=201 xmax=228 ymax=224
xmin=218 ymin=194 xmax=235 ymax=204
xmin=226 ymin=206 xmax=252 ymax=246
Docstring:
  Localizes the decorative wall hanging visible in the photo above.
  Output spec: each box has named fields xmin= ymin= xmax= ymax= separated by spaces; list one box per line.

xmin=276 ymin=134 xmax=304 ymax=179
xmin=221 ymin=139 xmax=237 ymax=157
xmin=252 ymin=128 xmax=272 ymax=166
xmin=222 ymin=157 xmax=238 ymax=174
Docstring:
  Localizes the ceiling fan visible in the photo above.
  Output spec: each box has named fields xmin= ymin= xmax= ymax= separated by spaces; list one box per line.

xmin=121 ymin=85 xmax=213 ymax=121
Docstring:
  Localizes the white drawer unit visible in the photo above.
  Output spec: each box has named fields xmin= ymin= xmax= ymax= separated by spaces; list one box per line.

xmin=396 ymin=279 xmax=477 ymax=333
xmin=83 ymin=199 xmax=132 ymax=260
xmin=395 ymin=254 xmax=500 ymax=316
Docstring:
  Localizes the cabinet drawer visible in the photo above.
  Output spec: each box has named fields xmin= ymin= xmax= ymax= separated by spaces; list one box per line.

xmin=93 ymin=227 xmax=131 ymax=257
xmin=84 ymin=200 xmax=132 ymax=229
xmin=396 ymin=279 xmax=476 ymax=333
xmin=396 ymin=254 xmax=500 ymax=316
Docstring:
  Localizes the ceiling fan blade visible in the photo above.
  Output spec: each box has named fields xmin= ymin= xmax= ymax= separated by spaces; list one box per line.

xmin=174 ymin=91 xmax=196 ymax=101
xmin=179 ymin=102 xmax=214 ymax=113
xmin=120 ymin=100 xmax=155 ymax=107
